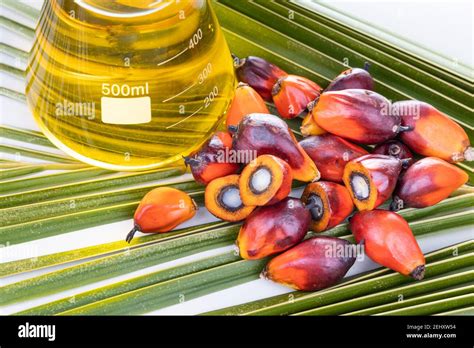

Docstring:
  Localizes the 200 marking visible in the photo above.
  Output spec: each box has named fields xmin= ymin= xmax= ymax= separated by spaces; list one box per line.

xmin=204 ymin=86 xmax=218 ymax=108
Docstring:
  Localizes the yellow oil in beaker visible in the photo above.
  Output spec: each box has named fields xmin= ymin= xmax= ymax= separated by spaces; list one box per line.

xmin=26 ymin=0 xmax=235 ymax=170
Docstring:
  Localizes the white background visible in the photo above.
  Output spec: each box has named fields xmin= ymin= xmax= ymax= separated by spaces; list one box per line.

xmin=0 ymin=0 xmax=472 ymax=315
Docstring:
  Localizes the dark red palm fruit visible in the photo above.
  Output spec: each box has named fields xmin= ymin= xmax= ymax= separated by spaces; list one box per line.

xmin=350 ymin=210 xmax=425 ymax=280
xmin=373 ymin=140 xmax=414 ymax=167
xmin=233 ymin=55 xmax=287 ymax=101
xmin=239 ymin=155 xmax=293 ymax=206
xmin=300 ymin=134 xmax=368 ymax=183
xmin=184 ymin=131 xmax=240 ymax=185
xmin=126 ymin=187 xmax=197 ymax=243
xmin=261 ymin=236 xmax=356 ymax=291
xmin=313 ymin=89 xmax=408 ymax=144
xmin=236 ymin=197 xmax=310 ymax=260
xmin=230 ymin=113 xmax=320 ymax=182
xmin=272 ymin=75 xmax=322 ymax=119
xmin=343 ymin=154 xmax=404 ymax=211
xmin=391 ymin=157 xmax=469 ymax=210
xmin=394 ymin=100 xmax=473 ymax=163
xmin=226 ymin=82 xmax=269 ymax=127
xmin=325 ymin=63 xmax=374 ymax=92
xmin=301 ymin=181 xmax=354 ymax=233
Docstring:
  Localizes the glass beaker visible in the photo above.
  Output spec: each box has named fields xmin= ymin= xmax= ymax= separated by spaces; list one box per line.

xmin=26 ymin=0 xmax=235 ymax=170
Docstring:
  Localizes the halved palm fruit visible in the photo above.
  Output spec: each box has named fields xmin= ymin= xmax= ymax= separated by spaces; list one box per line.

xmin=239 ymin=155 xmax=293 ymax=206
xmin=205 ymin=174 xmax=255 ymax=222
xmin=301 ymin=181 xmax=354 ymax=232
xmin=343 ymin=154 xmax=403 ymax=211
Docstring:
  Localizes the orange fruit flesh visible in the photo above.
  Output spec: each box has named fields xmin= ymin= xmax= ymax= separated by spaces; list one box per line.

xmin=239 ymin=155 xmax=292 ymax=206
xmin=301 ymin=183 xmax=330 ymax=232
xmin=205 ymin=174 xmax=255 ymax=222
xmin=343 ymin=162 xmax=377 ymax=211
xmin=300 ymin=111 xmax=327 ymax=137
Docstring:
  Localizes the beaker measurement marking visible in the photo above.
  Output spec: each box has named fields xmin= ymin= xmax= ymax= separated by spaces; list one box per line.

xmin=162 ymin=82 xmax=196 ymax=103
xmin=188 ymin=28 xmax=203 ymax=49
xmin=198 ymin=63 xmax=213 ymax=85
xmin=162 ymin=63 xmax=213 ymax=103
xmin=166 ymin=106 xmax=203 ymax=129
xmin=157 ymin=47 xmax=189 ymax=67
xmin=157 ymin=28 xmax=203 ymax=67
xmin=204 ymin=85 xmax=219 ymax=108
xmin=102 ymin=83 xmax=149 ymax=97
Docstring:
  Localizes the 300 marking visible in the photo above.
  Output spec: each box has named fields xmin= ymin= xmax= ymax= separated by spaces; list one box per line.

xmin=198 ymin=63 xmax=212 ymax=84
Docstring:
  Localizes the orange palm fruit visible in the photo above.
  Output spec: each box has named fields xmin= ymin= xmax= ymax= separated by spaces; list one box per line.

xmin=391 ymin=157 xmax=468 ymax=210
xmin=343 ymin=154 xmax=404 ymax=211
xmin=300 ymin=134 xmax=368 ymax=183
xmin=226 ymin=82 xmax=269 ymax=127
xmin=300 ymin=110 xmax=326 ymax=137
xmin=239 ymin=155 xmax=292 ymax=206
xmin=350 ymin=210 xmax=425 ymax=280
xmin=301 ymin=181 xmax=354 ymax=233
xmin=313 ymin=89 xmax=409 ymax=144
xmin=230 ymin=113 xmax=320 ymax=182
xmin=272 ymin=75 xmax=322 ymax=119
xmin=205 ymin=174 xmax=255 ymax=222
xmin=184 ymin=131 xmax=240 ymax=185
xmin=373 ymin=139 xmax=414 ymax=167
xmin=234 ymin=55 xmax=287 ymax=101
xmin=236 ymin=198 xmax=310 ymax=260
xmin=325 ymin=63 xmax=374 ymax=92
xmin=261 ymin=236 xmax=356 ymax=291
xmin=395 ymin=100 xmax=473 ymax=163
xmin=126 ymin=187 xmax=197 ymax=243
